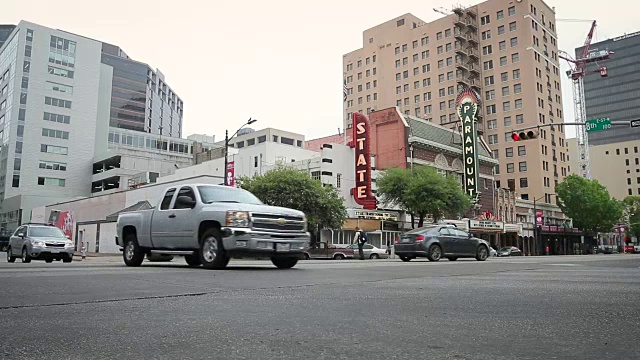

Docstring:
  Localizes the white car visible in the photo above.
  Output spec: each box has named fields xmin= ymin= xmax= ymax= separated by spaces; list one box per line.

xmin=490 ymin=247 xmax=497 ymax=257
xmin=346 ymin=244 xmax=389 ymax=259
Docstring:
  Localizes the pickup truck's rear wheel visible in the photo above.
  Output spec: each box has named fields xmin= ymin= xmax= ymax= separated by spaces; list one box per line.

xmin=123 ymin=234 xmax=145 ymax=267
xmin=271 ymin=257 xmax=298 ymax=269
xmin=185 ymin=254 xmax=202 ymax=267
xmin=199 ymin=228 xmax=229 ymax=270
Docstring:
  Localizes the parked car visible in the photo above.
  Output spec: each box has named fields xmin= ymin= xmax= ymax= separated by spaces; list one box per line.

xmin=116 ymin=184 xmax=310 ymax=269
xmin=497 ymin=246 xmax=523 ymax=257
xmin=490 ymin=247 xmax=497 ymax=257
xmin=6 ymin=223 xmax=74 ymax=263
xmin=304 ymin=242 xmax=354 ymax=260
xmin=394 ymin=225 xmax=490 ymax=262
xmin=345 ymin=243 xmax=389 ymax=259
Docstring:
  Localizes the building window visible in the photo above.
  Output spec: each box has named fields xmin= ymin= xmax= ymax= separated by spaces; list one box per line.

xmin=311 ymin=171 xmax=321 ymax=181
xmin=12 ymin=175 xmax=20 ymax=188
xmin=518 ymin=145 xmax=526 ymax=156
xmin=506 ymin=148 xmax=514 ymax=157
xmin=520 ymin=178 xmax=528 ymax=188
xmin=504 ymin=116 xmax=512 ymax=127
xmin=43 ymin=112 xmax=71 ymax=124
xmin=42 ymin=128 xmax=70 ymax=140
xmin=39 ymin=161 xmax=67 ymax=171
xmin=258 ymin=135 xmax=266 ymax=143
xmin=281 ymin=137 xmax=295 ymax=146
xmin=48 ymin=66 xmax=74 ymax=78
xmin=40 ymin=144 xmax=69 ymax=155
xmin=519 ymin=161 xmax=527 ymax=172
xmin=37 ymin=177 xmax=66 ymax=187
xmin=508 ymin=6 xmax=516 ymax=16
xmin=510 ymin=37 xmax=518 ymax=47
xmin=507 ymin=163 xmax=514 ymax=173
xmin=45 ymin=81 xmax=73 ymax=94
xmin=44 ymin=96 xmax=72 ymax=109
xmin=337 ymin=173 xmax=342 ymax=188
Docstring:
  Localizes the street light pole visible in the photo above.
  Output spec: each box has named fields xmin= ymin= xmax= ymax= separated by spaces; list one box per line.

xmin=224 ymin=129 xmax=229 ymax=186
xmin=224 ymin=118 xmax=258 ymax=186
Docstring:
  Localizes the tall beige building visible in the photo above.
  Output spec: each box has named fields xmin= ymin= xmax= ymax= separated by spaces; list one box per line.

xmin=343 ymin=0 xmax=569 ymax=204
xmin=568 ymin=138 xmax=640 ymax=200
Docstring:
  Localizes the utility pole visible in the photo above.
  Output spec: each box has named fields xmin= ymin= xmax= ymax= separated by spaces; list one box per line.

xmin=224 ymin=129 xmax=229 ymax=186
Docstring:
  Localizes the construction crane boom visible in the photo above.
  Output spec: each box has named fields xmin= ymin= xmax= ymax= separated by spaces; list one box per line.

xmin=558 ymin=20 xmax=612 ymax=180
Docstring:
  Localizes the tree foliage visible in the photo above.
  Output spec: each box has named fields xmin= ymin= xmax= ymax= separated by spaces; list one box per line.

xmin=555 ymin=175 xmax=623 ymax=235
xmin=623 ymin=196 xmax=640 ymax=239
xmin=237 ymin=166 xmax=347 ymax=236
xmin=376 ymin=166 xmax=472 ymax=228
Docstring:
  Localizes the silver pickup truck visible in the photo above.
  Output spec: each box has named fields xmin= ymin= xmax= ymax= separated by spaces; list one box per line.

xmin=116 ymin=183 xmax=310 ymax=269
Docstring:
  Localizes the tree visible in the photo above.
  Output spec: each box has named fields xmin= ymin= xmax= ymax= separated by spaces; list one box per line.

xmin=237 ymin=166 xmax=347 ymax=240
xmin=622 ymin=196 xmax=640 ymax=239
xmin=376 ymin=166 xmax=471 ymax=228
xmin=555 ymin=175 xmax=623 ymax=235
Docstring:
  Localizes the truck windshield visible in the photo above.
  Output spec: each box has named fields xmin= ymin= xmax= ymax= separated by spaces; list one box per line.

xmin=197 ymin=186 xmax=263 ymax=205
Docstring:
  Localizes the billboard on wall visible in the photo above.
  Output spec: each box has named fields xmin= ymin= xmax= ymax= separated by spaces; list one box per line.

xmin=455 ymin=87 xmax=481 ymax=201
xmin=48 ymin=209 xmax=75 ymax=239
xmin=350 ymin=112 xmax=377 ymax=210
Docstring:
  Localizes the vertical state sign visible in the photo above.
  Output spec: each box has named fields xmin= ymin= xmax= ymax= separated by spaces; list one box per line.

xmin=350 ymin=113 xmax=377 ymax=210
xmin=456 ymin=87 xmax=480 ymax=200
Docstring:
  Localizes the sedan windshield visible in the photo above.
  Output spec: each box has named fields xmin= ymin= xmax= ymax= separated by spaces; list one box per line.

xmin=28 ymin=227 xmax=66 ymax=238
xmin=406 ymin=225 xmax=439 ymax=234
xmin=499 ymin=247 xmax=511 ymax=252
xmin=197 ymin=186 xmax=263 ymax=205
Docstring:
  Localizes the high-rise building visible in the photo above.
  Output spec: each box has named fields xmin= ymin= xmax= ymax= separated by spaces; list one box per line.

xmin=578 ymin=31 xmax=640 ymax=146
xmin=343 ymin=0 xmax=569 ymax=204
xmin=0 ymin=25 xmax=16 ymax=49
xmin=0 ymin=21 xmax=185 ymax=229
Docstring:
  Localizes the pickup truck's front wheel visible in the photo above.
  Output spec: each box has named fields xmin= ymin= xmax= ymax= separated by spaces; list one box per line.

xmin=199 ymin=228 xmax=229 ymax=270
xmin=271 ymin=257 xmax=298 ymax=269
xmin=123 ymin=234 xmax=145 ymax=267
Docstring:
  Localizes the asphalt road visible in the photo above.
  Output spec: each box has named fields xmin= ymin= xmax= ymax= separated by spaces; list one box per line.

xmin=1 ymin=254 xmax=639 ymax=360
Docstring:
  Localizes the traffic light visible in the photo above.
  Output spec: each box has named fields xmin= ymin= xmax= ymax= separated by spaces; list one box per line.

xmin=511 ymin=130 xmax=539 ymax=141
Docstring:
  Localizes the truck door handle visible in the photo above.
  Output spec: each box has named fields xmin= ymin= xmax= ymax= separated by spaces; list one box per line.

xmin=168 ymin=214 xmax=176 ymax=218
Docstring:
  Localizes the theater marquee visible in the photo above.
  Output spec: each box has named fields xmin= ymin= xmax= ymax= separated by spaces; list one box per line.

xmin=350 ymin=112 xmax=377 ymax=210
xmin=456 ymin=87 xmax=480 ymax=200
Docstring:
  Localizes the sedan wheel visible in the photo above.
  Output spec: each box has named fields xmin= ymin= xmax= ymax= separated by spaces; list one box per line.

xmin=476 ymin=246 xmax=489 ymax=261
xmin=370 ymin=253 xmax=380 ymax=259
xmin=21 ymin=248 xmax=31 ymax=263
xmin=427 ymin=245 xmax=442 ymax=262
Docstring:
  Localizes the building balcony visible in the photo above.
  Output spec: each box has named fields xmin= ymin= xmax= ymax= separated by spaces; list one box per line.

xmin=456 ymin=73 xmax=469 ymax=85
xmin=468 ymin=64 xmax=480 ymax=76
xmin=469 ymin=79 xmax=481 ymax=90
xmin=455 ymin=43 xmax=468 ymax=56
xmin=454 ymin=29 xmax=466 ymax=42
xmin=468 ymin=48 xmax=479 ymax=59
xmin=466 ymin=33 xmax=478 ymax=44
xmin=553 ymin=156 xmax=558 ymax=162
xmin=454 ymin=15 xmax=467 ymax=28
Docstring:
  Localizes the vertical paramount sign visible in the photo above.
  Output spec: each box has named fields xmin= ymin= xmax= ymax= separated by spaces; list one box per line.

xmin=456 ymin=87 xmax=480 ymax=200
xmin=350 ymin=113 xmax=377 ymax=210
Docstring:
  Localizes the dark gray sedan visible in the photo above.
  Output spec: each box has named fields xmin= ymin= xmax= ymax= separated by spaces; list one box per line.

xmin=394 ymin=225 xmax=490 ymax=262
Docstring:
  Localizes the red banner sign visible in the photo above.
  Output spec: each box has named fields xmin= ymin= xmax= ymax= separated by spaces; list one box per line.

xmin=226 ymin=161 xmax=235 ymax=187
xmin=535 ymin=210 xmax=543 ymax=226
xmin=350 ymin=113 xmax=377 ymax=210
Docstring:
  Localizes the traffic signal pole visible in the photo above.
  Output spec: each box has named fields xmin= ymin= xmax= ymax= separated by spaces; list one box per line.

xmin=509 ymin=121 xmax=631 ymax=137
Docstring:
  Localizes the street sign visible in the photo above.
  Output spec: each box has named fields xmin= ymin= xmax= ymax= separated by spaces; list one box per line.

xmin=631 ymin=119 xmax=640 ymax=128
xmin=585 ymin=118 xmax=611 ymax=132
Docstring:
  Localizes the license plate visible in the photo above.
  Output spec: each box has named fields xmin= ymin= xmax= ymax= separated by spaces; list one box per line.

xmin=49 ymin=249 xmax=60 ymax=253
xmin=401 ymin=238 xmax=410 ymax=243
xmin=276 ymin=243 xmax=290 ymax=252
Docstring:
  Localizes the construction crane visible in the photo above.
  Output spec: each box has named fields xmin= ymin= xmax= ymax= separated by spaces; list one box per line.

xmin=558 ymin=20 xmax=613 ymax=180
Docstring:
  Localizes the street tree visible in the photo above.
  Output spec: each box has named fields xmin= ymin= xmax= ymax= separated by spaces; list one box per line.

xmin=555 ymin=175 xmax=623 ymax=235
xmin=237 ymin=166 xmax=347 ymax=241
xmin=376 ymin=166 xmax=471 ymax=228
xmin=622 ymin=196 xmax=640 ymax=239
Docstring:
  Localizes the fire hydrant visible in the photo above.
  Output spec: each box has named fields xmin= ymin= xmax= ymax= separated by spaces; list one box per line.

xmin=81 ymin=243 xmax=87 ymax=260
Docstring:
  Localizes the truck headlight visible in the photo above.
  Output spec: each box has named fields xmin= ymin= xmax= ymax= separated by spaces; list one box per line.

xmin=225 ymin=211 xmax=250 ymax=227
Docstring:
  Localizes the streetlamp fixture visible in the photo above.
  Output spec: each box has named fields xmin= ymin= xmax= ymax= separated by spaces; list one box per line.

xmin=224 ymin=118 xmax=258 ymax=186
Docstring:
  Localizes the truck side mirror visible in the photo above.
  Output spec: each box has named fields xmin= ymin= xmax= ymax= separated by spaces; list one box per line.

xmin=17 ymin=232 xmax=24 ymax=238
xmin=176 ymin=196 xmax=196 ymax=208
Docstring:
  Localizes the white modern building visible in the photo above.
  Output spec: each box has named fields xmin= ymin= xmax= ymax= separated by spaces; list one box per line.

xmin=0 ymin=21 xmax=185 ymax=230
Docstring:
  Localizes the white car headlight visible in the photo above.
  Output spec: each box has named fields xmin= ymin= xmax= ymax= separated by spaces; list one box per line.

xmin=32 ymin=240 xmax=45 ymax=247
xmin=225 ymin=211 xmax=250 ymax=227
xmin=65 ymin=241 xmax=74 ymax=247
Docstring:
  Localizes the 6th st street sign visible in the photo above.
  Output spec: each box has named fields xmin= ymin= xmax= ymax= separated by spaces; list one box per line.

xmin=585 ymin=118 xmax=611 ymax=132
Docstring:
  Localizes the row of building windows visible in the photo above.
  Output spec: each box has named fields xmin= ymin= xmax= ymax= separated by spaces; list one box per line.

xmin=107 ymin=131 xmax=191 ymax=155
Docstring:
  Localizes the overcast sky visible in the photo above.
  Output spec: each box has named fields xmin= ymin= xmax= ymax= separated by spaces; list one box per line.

xmin=4 ymin=0 xmax=637 ymax=141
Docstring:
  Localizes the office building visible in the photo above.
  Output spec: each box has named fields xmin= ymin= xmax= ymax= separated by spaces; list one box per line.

xmin=568 ymin=137 xmax=640 ymax=199
xmin=578 ymin=31 xmax=640 ymax=146
xmin=0 ymin=21 xmax=184 ymax=229
xmin=343 ymin=0 xmax=569 ymax=204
